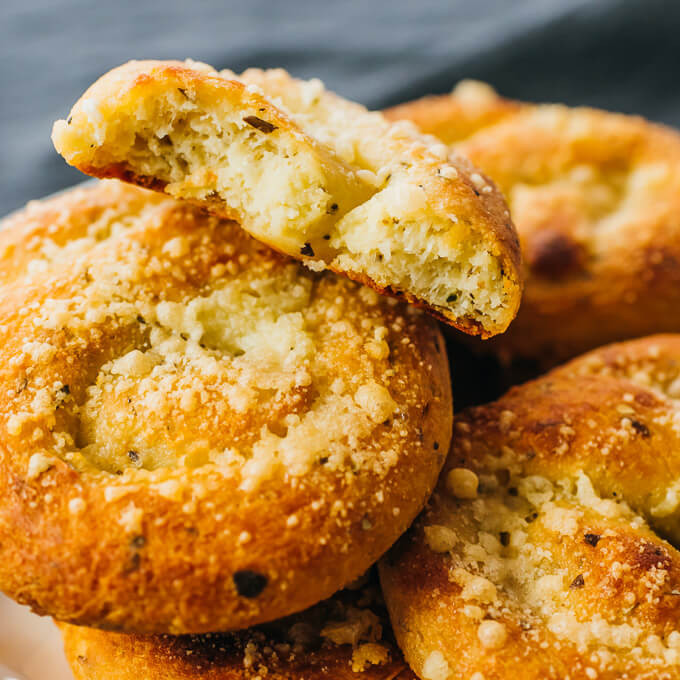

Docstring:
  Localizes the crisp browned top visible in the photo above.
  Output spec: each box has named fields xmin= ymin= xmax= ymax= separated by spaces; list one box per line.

xmin=385 ymin=80 xmax=523 ymax=145
xmin=0 ymin=181 xmax=451 ymax=633
xmin=381 ymin=335 xmax=680 ymax=680
xmin=387 ymin=83 xmax=680 ymax=365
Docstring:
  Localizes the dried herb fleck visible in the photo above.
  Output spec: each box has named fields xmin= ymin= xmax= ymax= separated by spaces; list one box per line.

xmin=243 ymin=115 xmax=277 ymax=134
xmin=233 ymin=570 xmax=268 ymax=598
xmin=130 ymin=535 xmax=146 ymax=549
xmin=570 ymin=574 xmax=585 ymax=589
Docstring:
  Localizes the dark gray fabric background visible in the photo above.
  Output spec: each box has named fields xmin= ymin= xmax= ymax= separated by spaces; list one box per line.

xmin=2 ymin=0 xmax=680 ymax=217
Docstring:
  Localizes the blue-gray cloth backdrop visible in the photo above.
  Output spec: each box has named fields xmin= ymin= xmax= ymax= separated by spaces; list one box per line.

xmin=2 ymin=0 xmax=680 ymax=216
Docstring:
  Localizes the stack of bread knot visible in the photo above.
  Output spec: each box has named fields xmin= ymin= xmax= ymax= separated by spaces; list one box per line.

xmin=1 ymin=61 xmax=680 ymax=680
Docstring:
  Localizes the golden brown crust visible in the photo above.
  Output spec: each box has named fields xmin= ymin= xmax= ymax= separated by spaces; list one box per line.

xmin=388 ymin=83 xmax=680 ymax=367
xmin=380 ymin=335 xmax=680 ymax=680
xmin=52 ymin=60 xmax=522 ymax=337
xmin=59 ymin=577 xmax=418 ymax=679
xmin=384 ymin=80 xmax=523 ymax=145
xmin=0 ymin=181 xmax=452 ymax=634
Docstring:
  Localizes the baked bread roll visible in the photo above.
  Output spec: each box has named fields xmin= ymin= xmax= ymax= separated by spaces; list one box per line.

xmin=386 ymin=80 xmax=523 ymax=146
xmin=386 ymin=83 xmax=680 ymax=367
xmin=380 ymin=335 xmax=680 ymax=679
xmin=0 ymin=181 xmax=452 ymax=633
xmin=59 ymin=574 xmax=417 ymax=679
xmin=51 ymin=60 xmax=522 ymax=337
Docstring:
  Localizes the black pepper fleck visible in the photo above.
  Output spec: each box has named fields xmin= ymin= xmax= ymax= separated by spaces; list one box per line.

xmin=67 ymin=116 xmax=73 ymax=125
xmin=446 ymin=294 xmax=458 ymax=303
xmin=322 ymin=234 xmax=331 ymax=240
xmin=499 ymin=531 xmax=510 ymax=547
xmin=233 ymin=570 xmax=268 ymax=598
xmin=300 ymin=243 xmax=314 ymax=257
xmin=130 ymin=535 xmax=146 ymax=549
xmin=327 ymin=203 xmax=339 ymax=214
xmin=584 ymin=533 xmax=601 ymax=547
xmin=433 ymin=441 xmax=439 ymax=450
xmin=128 ymin=450 xmax=140 ymax=464
xmin=125 ymin=552 xmax=141 ymax=573
xmin=630 ymin=419 xmax=651 ymax=437
xmin=243 ymin=115 xmax=277 ymax=134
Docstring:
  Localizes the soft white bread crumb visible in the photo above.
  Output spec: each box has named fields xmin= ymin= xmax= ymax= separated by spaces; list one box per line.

xmin=52 ymin=60 xmax=522 ymax=336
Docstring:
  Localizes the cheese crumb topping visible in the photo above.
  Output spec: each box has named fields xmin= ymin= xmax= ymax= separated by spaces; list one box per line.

xmin=26 ymin=452 xmax=53 ymax=480
xmin=445 ymin=467 xmax=479 ymax=499
xmin=422 ymin=650 xmax=451 ymax=680
xmin=477 ymin=620 xmax=507 ymax=649
xmin=424 ymin=525 xmax=458 ymax=553
xmin=354 ymin=381 xmax=398 ymax=424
